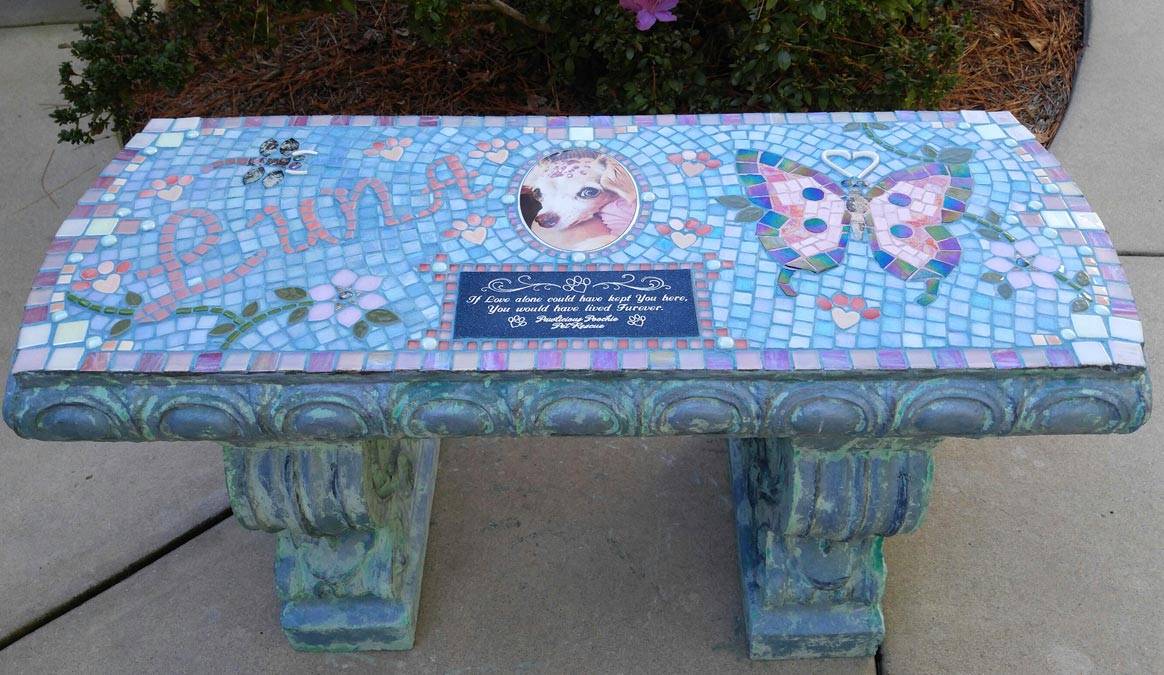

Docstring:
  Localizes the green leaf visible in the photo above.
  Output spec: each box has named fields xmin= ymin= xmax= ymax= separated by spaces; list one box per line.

xmin=985 ymin=209 xmax=1001 ymax=225
xmin=242 ymin=301 xmax=259 ymax=317
xmin=776 ymin=50 xmax=792 ymax=71
xmin=287 ymin=306 xmax=308 ymax=325
xmin=921 ymin=144 xmax=938 ymax=158
xmin=976 ymin=226 xmax=1003 ymax=241
xmin=109 ymin=318 xmax=131 ymax=337
xmin=997 ymin=282 xmax=1014 ymax=300
xmin=870 ymin=122 xmax=891 ymax=130
xmin=352 ymin=320 xmax=369 ymax=340
xmin=980 ymin=272 xmax=1005 ymax=283
xmin=124 ymin=291 xmax=142 ymax=307
xmin=842 ymin=122 xmax=862 ymax=132
xmin=275 ymin=287 xmax=307 ymax=301
xmin=938 ymin=147 xmax=974 ymax=164
xmin=209 ymin=323 xmax=235 ymax=336
xmin=809 ymin=2 xmax=826 ymax=21
xmin=735 ymin=206 xmax=765 ymax=222
xmin=365 ymin=309 xmax=399 ymax=325
xmin=716 ymin=195 xmax=751 ymax=208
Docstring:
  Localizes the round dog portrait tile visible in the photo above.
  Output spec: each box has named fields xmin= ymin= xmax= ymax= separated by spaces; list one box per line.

xmin=518 ymin=149 xmax=640 ymax=252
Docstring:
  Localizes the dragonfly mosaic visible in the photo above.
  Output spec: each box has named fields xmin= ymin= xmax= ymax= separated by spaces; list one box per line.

xmin=9 ymin=111 xmax=1145 ymax=375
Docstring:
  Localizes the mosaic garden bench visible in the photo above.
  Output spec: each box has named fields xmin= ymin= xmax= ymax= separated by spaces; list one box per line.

xmin=3 ymin=111 xmax=1150 ymax=659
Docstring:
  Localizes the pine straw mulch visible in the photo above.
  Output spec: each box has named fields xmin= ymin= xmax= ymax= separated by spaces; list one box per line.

xmin=135 ymin=0 xmax=1085 ymax=145
xmin=940 ymin=0 xmax=1086 ymax=144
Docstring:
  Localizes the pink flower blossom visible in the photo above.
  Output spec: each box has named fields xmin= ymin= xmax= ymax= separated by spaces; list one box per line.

xmin=985 ymin=240 xmax=1061 ymax=289
xmin=619 ymin=0 xmax=677 ymax=31
xmin=307 ymin=269 xmax=387 ymax=327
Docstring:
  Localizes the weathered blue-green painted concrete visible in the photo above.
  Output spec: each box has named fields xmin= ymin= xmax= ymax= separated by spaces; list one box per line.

xmin=2 ymin=366 xmax=1150 ymax=656
xmin=3 ymin=369 xmax=1151 ymax=442
xmin=223 ymin=439 xmax=437 ymax=651
xmin=730 ymin=437 xmax=933 ymax=659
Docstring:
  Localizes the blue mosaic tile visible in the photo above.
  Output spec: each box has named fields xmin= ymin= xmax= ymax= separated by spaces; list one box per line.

xmin=8 ymin=112 xmax=1146 ymax=374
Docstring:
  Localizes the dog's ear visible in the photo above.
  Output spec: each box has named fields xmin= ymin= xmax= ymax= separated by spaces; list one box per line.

xmin=599 ymin=158 xmax=636 ymax=202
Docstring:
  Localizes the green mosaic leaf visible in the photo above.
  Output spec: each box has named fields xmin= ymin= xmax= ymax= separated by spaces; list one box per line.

xmin=735 ymin=206 xmax=764 ymax=222
xmin=716 ymin=195 xmax=751 ymax=209
xmin=842 ymin=122 xmax=862 ymax=132
xmin=124 ymin=291 xmax=142 ymax=307
xmin=921 ymin=144 xmax=938 ymax=158
xmin=1071 ymin=296 xmax=1091 ymax=313
xmin=210 ymin=323 xmax=235 ymax=336
xmin=109 ymin=319 xmax=131 ymax=337
xmin=352 ymin=320 xmax=369 ymax=340
xmin=870 ymin=122 xmax=891 ymax=130
xmin=365 ymin=309 xmax=399 ymax=325
xmin=980 ymin=272 xmax=1005 ymax=283
xmin=997 ymin=282 xmax=1014 ymax=299
xmin=242 ymin=301 xmax=259 ymax=317
xmin=275 ymin=287 xmax=307 ymax=301
xmin=976 ymin=226 xmax=1003 ymax=241
xmin=287 ymin=306 xmax=308 ymax=325
xmin=984 ymin=209 xmax=1001 ymax=224
xmin=938 ymin=147 xmax=974 ymax=164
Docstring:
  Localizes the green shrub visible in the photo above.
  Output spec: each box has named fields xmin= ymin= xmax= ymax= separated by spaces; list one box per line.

xmin=53 ymin=0 xmax=963 ymax=144
xmin=53 ymin=0 xmax=191 ymax=144
xmin=53 ymin=0 xmax=356 ymax=144
xmin=409 ymin=0 xmax=964 ymax=113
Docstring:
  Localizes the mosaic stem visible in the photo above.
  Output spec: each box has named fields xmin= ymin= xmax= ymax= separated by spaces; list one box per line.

xmin=174 ymin=304 xmax=245 ymax=324
xmin=961 ymin=212 xmax=1017 ymax=242
xmin=861 ymin=124 xmax=929 ymax=162
xmin=64 ymin=292 xmax=134 ymax=316
xmin=220 ymin=301 xmax=314 ymax=348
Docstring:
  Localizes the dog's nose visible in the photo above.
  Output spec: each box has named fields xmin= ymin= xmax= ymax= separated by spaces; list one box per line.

xmin=534 ymin=212 xmax=559 ymax=228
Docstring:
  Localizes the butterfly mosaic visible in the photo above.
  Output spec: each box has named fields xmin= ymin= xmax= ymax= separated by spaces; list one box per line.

xmin=725 ymin=148 xmax=972 ymax=305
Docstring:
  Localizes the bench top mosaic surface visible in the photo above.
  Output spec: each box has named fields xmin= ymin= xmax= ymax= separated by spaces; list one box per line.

xmin=9 ymin=111 xmax=1146 ymax=376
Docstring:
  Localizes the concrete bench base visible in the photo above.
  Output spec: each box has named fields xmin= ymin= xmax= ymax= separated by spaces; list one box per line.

xmin=729 ymin=437 xmax=933 ymax=659
xmin=221 ymin=434 xmax=931 ymax=659
xmin=223 ymin=439 xmax=438 ymax=652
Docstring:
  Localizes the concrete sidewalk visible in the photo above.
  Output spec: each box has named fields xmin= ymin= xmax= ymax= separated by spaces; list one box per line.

xmin=0 ymin=24 xmax=229 ymax=643
xmin=1 ymin=3 xmax=1161 ymax=672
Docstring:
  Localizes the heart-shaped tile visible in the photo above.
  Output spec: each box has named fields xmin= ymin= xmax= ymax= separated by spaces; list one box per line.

xmin=380 ymin=146 xmax=405 ymax=161
xmin=92 ymin=273 xmax=121 ymax=294
xmin=831 ymin=306 xmax=860 ymax=330
xmin=681 ymin=161 xmax=705 ymax=177
xmin=671 ymin=231 xmax=697 ymax=249
xmin=157 ymin=185 xmax=183 ymax=201
xmin=485 ymin=148 xmax=509 ymax=164
xmin=821 ymin=149 xmax=880 ymax=180
xmin=461 ymin=227 xmax=487 ymax=245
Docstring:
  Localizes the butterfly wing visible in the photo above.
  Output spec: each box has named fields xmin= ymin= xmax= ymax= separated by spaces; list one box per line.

xmin=736 ymin=150 xmax=850 ymax=274
xmin=864 ymin=162 xmax=970 ymax=283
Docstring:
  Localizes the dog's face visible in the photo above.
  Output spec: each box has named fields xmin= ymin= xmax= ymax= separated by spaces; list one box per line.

xmin=521 ymin=153 xmax=634 ymax=231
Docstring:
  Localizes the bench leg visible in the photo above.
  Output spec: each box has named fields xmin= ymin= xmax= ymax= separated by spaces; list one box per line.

xmin=223 ymin=438 xmax=438 ymax=651
xmin=728 ymin=437 xmax=935 ymax=659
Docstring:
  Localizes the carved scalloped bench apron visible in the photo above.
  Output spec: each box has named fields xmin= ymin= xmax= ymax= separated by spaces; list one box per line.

xmin=3 ymin=111 xmax=1150 ymax=659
